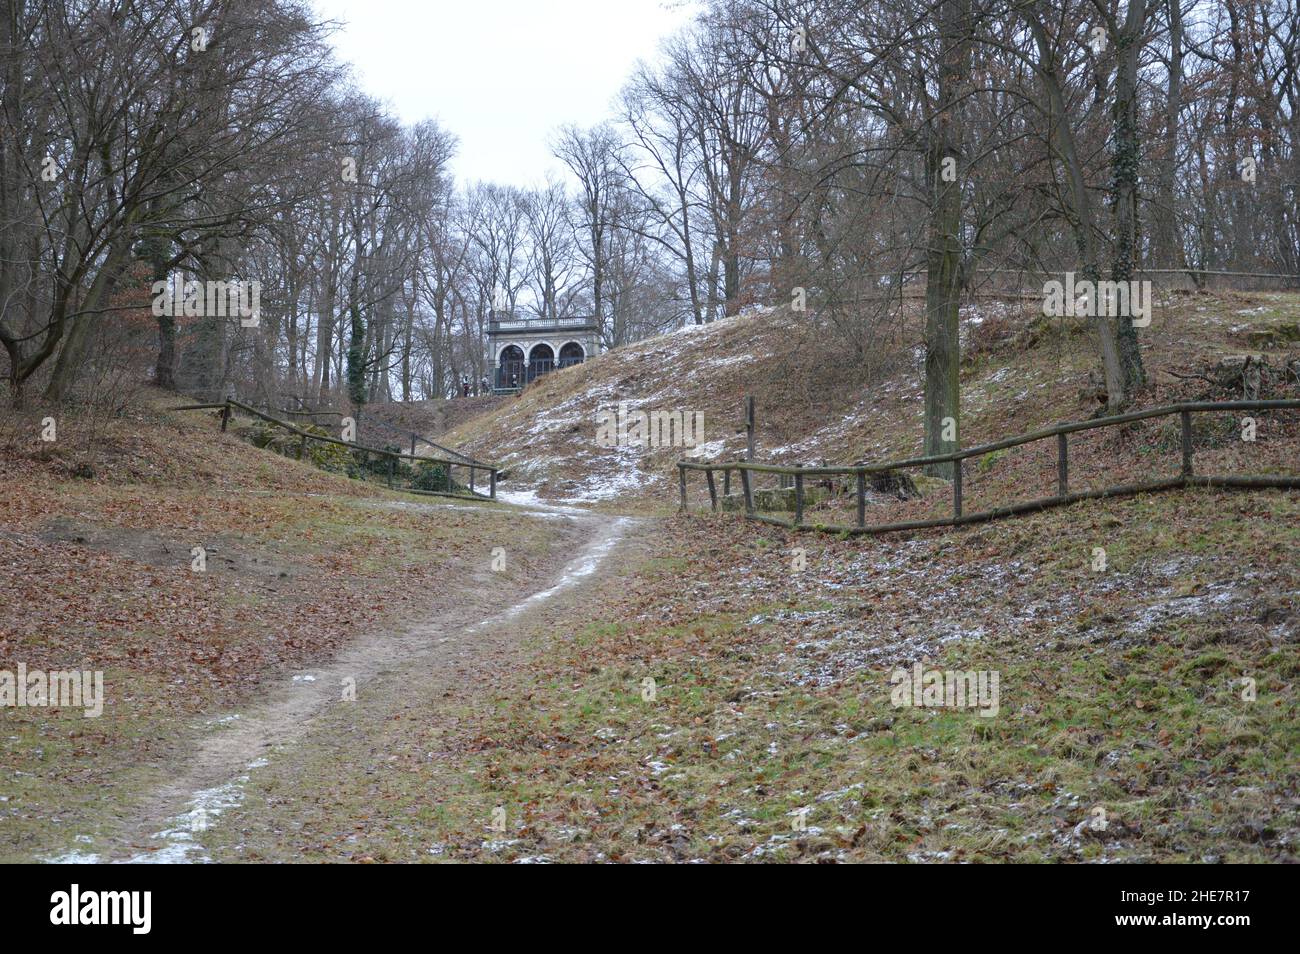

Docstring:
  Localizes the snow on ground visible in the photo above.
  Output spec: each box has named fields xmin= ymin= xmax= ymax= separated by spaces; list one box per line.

xmin=472 ymin=303 xmax=1059 ymax=501
xmin=557 ymin=444 xmax=658 ymax=502
xmin=478 ymin=317 xmax=772 ymax=503
xmin=686 ymin=439 xmax=728 ymax=460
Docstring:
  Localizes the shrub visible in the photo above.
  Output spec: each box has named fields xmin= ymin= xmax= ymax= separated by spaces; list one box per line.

xmin=309 ymin=435 xmax=355 ymax=474
xmin=412 ymin=460 xmax=450 ymax=492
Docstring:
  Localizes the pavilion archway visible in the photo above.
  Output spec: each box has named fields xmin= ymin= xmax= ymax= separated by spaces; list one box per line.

xmin=558 ymin=341 xmax=586 ymax=368
xmin=496 ymin=345 xmax=524 ymax=391
xmin=528 ymin=343 xmax=554 ymax=382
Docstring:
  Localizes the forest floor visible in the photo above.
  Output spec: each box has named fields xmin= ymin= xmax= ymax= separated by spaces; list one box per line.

xmin=9 ymin=470 xmax=1294 ymax=863
xmin=0 ymin=395 xmax=592 ymax=861
xmin=194 ymin=487 xmax=1298 ymax=863
xmin=2 ymin=291 xmax=1298 ymax=863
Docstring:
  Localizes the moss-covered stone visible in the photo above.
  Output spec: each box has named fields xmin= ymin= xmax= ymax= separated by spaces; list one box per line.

xmin=911 ymin=474 xmax=951 ymax=497
xmin=752 ymin=486 xmax=825 ymax=511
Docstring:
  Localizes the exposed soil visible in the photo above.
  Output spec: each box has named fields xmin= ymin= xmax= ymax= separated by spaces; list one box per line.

xmin=52 ymin=506 xmax=631 ymax=863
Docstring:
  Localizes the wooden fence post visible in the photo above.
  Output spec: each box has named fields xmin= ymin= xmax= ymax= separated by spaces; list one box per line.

xmin=678 ymin=464 xmax=688 ymax=512
xmin=1057 ymin=432 xmax=1069 ymax=496
xmin=470 ymin=465 xmax=476 ymax=494
xmin=722 ymin=468 xmax=730 ymax=497
xmin=410 ymin=433 xmax=417 ymax=457
xmin=387 ymin=455 xmax=395 ymax=489
xmin=297 ymin=433 xmax=307 ymax=461
xmin=856 ymin=471 xmax=866 ymax=528
xmin=220 ymin=401 xmax=230 ymax=432
xmin=706 ymin=468 xmax=718 ymax=512
xmin=1180 ymin=410 xmax=1194 ymax=477
xmin=741 ymin=467 xmax=754 ymax=514
xmin=489 ymin=469 xmax=497 ymax=499
xmin=794 ymin=472 xmax=804 ymax=526
xmin=953 ymin=459 xmax=963 ymax=518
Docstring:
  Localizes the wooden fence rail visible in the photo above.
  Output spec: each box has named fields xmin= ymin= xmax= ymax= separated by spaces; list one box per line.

xmin=173 ymin=400 xmax=499 ymax=500
xmin=677 ymin=399 xmax=1300 ymax=535
xmin=222 ymin=399 xmax=493 ymax=470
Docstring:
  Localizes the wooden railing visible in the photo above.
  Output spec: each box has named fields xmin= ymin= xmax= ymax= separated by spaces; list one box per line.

xmin=224 ymin=398 xmax=493 ymax=471
xmin=173 ymin=399 xmax=499 ymax=500
xmin=678 ymin=400 xmax=1300 ymax=534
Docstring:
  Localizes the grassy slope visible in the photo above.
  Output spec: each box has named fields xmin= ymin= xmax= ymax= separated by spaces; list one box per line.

xmin=438 ymin=494 xmax=1297 ymax=862
xmin=207 ymin=486 xmax=1298 ymax=863
xmin=444 ymin=290 xmax=1300 ymax=510
xmin=362 ymin=395 xmax=506 ymax=447
xmin=207 ymin=294 xmax=1298 ymax=862
xmin=0 ymin=390 xmax=573 ymax=862
xmin=441 ymin=307 xmax=869 ymax=503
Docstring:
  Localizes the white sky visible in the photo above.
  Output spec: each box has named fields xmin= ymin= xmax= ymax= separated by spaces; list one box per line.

xmin=310 ymin=0 xmax=699 ymax=189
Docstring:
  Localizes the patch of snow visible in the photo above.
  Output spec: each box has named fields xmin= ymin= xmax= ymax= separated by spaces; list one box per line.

xmin=685 ymin=439 xmax=727 ymax=460
xmin=46 ymin=850 xmax=102 ymax=864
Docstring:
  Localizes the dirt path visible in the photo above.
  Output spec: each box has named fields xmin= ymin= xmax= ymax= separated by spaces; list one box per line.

xmin=53 ymin=504 xmax=638 ymax=863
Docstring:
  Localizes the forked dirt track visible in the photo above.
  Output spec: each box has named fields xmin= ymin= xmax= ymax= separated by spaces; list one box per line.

xmin=58 ymin=503 xmax=640 ymax=863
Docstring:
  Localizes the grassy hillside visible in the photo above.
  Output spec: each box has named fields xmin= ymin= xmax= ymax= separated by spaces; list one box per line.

xmin=443 ymin=291 xmax=1300 ymax=511
xmin=191 ymin=293 xmax=1300 ymax=863
xmin=3 ymin=292 xmax=1296 ymax=864
xmin=363 ymin=395 xmax=507 ymax=449
xmin=205 ymin=464 xmax=1300 ymax=863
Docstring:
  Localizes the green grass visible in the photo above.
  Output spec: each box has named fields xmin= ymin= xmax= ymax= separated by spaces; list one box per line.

xmin=208 ymin=485 xmax=1297 ymax=862
xmin=0 ymin=669 xmax=208 ymax=863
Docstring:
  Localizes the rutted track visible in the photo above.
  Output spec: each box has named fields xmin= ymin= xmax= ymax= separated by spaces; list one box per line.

xmin=48 ymin=504 xmax=633 ymax=864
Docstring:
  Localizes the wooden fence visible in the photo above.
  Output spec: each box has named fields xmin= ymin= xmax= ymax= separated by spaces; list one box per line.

xmin=230 ymin=399 xmax=494 ymax=471
xmin=175 ymin=399 xmax=499 ymax=500
xmin=678 ymin=399 xmax=1300 ymax=534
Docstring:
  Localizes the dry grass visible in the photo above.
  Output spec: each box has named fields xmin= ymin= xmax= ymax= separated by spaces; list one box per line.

xmin=0 ymin=389 xmax=575 ymax=861
xmin=438 ymin=291 xmax=1299 ymax=509
xmin=192 ymin=294 xmax=1300 ymax=863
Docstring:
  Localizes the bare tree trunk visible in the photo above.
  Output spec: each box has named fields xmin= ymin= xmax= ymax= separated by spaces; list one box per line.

xmin=923 ymin=0 xmax=971 ymax=478
xmin=722 ymin=165 xmax=743 ymax=317
xmin=681 ymin=177 xmax=704 ymax=326
xmin=1026 ymin=7 xmax=1125 ymax=410
xmin=1151 ymin=0 xmax=1184 ymax=269
xmin=155 ymin=315 xmax=177 ymax=391
xmin=45 ymin=235 xmax=134 ymax=402
xmin=1109 ymin=0 xmax=1150 ymax=395
xmin=314 ymin=274 xmax=335 ymax=401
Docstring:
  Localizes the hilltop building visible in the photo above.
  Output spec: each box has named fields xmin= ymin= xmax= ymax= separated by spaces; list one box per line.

xmin=486 ymin=311 xmax=599 ymax=393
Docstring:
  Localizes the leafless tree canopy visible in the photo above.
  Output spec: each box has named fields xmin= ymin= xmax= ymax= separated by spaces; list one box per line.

xmin=2 ymin=0 xmax=1296 ymax=413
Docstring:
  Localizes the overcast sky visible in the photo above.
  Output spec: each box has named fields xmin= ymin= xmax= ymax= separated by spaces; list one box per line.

xmin=310 ymin=0 xmax=699 ymax=189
